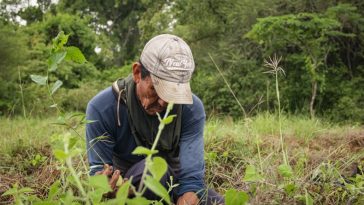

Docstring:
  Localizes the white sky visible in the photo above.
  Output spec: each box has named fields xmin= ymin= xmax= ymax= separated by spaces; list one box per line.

xmin=4 ymin=0 xmax=59 ymax=25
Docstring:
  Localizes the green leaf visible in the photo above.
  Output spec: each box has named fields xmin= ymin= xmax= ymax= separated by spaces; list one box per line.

xmin=32 ymin=201 xmax=55 ymax=205
xmin=18 ymin=187 xmax=34 ymax=194
xmin=51 ymin=80 xmax=63 ymax=95
xmin=48 ymin=180 xmax=61 ymax=200
xmin=48 ymin=51 xmax=67 ymax=71
xmin=89 ymin=175 xmax=112 ymax=193
xmin=284 ymin=183 xmax=297 ymax=196
xmin=225 ymin=189 xmax=249 ymax=205
xmin=68 ymin=136 xmax=78 ymax=150
xmin=166 ymin=102 xmax=174 ymax=112
xmin=144 ymin=175 xmax=171 ymax=204
xmin=278 ymin=164 xmax=293 ymax=178
xmin=305 ymin=189 xmax=313 ymax=205
xmin=69 ymin=148 xmax=82 ymax=158
xmin=205 ymin=152 xmax=217 ymax=161
xmin=65 ymin=46 xmax=86 ymax=63
xmin=149 ymin=157 xmax=168 ymax=181
xmin=53 ymin=31 xmax=69 ymax=49
xmin=53 ymin=149 xmax=68 ymax=161
xmin=53 ymin=116 xmax=66 ymax=126
xmin=223 ymin=151 xmax=229 ymax=157
xmin=126 ymin=196 xmax=150 ymax=205
xmin=114 ymin=180 xmax=131 ymax=205
xmin=243 ymin=165 xmax=263 ymax=182
xmin=162 ymin=115 xmax=176 ymax=125
xmin=132 ymin=146 xmax=158 ymax=156
xmin=2 ymin=187 xmax=18 ymax=196
xmin=63 ymin=189 xmax=75 ymax=204
xmin=30 ymin=75 xmax=48 ymax=85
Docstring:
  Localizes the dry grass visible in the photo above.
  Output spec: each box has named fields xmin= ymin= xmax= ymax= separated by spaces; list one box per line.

xmin=0 ymin=114 xmax=363 ymax=204
xmin=204 ymin=114 xmax=364 ymax=204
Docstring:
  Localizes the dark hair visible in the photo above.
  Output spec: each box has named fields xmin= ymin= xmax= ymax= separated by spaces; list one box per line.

xmin=139 ymin=61 xmax=151 ymax=79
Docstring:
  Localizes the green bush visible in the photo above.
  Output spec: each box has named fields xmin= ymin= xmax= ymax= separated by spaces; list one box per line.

xmin=59 ymin=83 xmax=101 ymax=112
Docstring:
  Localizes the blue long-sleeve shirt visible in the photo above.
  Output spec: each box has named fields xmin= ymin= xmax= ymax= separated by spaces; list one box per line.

xmin=85 ymin=86 xmax=206 ymax=196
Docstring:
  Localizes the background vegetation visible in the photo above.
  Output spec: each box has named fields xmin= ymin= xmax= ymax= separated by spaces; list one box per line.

xmin=0 ymin=0 xmax=363 ymax=123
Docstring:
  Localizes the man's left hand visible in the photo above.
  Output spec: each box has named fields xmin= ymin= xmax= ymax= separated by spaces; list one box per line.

xmin=177 ymin=192 xmax=199 ymax=205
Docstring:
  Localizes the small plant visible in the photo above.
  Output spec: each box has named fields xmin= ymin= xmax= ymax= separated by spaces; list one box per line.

xmin=30 ymin=154 xmax=47 ymax=167
xmin=264 ymin=55 xmax=297 ymax=203
xmin=2 ymin=184 xmax=35 ymax=204
xmin=263 ymin=55 xmax=288 ymax=167
xmin=130 ymin=102 xmax=177 ymax=204
xmin=30 ymin=31 xmax=86 ymax=114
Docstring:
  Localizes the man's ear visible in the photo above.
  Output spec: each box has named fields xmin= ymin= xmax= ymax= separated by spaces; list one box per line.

xmin=132 ymin=62 xmax=142 ymax=83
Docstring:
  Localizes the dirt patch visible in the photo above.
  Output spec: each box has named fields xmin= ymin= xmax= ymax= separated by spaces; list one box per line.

xmin=246 ymin=130 xmax=363 ymax=177
xmin=348 ymin=131 xmax=364 ymax=151
xmin=0 ymin=145 xmax=60 ymax=203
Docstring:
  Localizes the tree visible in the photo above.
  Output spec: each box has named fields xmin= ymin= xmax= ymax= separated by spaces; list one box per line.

xmin=0 ymin=22 xmax=29 ymax=114
xmin=246 ymin=11 xmax=350 ymax=118
xmin=58 ymin=0 xmax=146 ymax=66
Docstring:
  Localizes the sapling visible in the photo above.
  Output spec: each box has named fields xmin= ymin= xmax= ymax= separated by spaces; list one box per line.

xmin=131 ymin=102 xmax=176 ymax=204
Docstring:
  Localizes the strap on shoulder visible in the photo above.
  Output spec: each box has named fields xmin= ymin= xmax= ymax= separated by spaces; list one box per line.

xmin=112 ymin=79 xmax=126 ymax=126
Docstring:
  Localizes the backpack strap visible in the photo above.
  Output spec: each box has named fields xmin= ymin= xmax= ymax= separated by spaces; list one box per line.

xmin=112 ymin=79 xmax=127 ymax=126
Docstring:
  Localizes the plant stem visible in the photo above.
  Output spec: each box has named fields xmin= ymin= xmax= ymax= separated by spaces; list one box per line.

xmin=209 ymin=53 xmax=247 ymax=118
xmin=18 ymin=68 xmax=26 ymax=118
xmin=137 ymin=104 xmax=173 ymax=192
xmin=256 ymin=136 xmax=263 ymax=172
xmin=64 ymin=138 xmax=89 ymax=204
xmin=275 ymin=71 xmax=287 ymax=165
xmin=46 ymin=70 xmax=61 ymax=115
xmin=266 ymin=80 xmax=270 ymax=111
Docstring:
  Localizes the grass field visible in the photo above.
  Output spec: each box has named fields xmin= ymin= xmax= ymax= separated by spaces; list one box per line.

xmin=0 ymin=113 xmax=363 ymax=204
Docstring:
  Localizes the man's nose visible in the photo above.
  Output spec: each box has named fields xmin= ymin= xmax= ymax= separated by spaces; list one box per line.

xmin=158 ymin=98 xmax=168 ymax=107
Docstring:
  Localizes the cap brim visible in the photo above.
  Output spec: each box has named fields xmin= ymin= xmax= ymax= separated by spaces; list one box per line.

xmin=151 ymin=75 xmax=193 ymax=104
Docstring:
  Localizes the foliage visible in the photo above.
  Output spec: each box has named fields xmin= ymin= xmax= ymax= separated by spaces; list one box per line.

xmin=0 ymin=21 xmax=29 ymax=115
xmin=0 ymin=0 xmax=363 ymax=123
xmin=58 ymin=0 xmax=145 ymax=65
xmin=245 ymin=4 xmax=364 ymax=121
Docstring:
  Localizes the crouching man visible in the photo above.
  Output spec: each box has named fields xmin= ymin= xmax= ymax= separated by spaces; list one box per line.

xmin=86 ymin=34 xmax=224 ymax=205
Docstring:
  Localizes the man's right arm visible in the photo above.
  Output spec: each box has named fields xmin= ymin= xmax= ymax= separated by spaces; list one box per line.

xmin=86 ymin=102 xmax=115 ymax=175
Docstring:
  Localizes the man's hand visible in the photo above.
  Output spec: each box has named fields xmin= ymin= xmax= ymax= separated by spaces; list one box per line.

xmin=177 ymin=192 xmax=199 ymax=205
xmin=95 ymin=164 xmax=122 ymax=198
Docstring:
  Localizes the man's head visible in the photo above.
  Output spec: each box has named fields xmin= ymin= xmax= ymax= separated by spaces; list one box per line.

xmin=132 ymin=34 xmax=195 ymax=115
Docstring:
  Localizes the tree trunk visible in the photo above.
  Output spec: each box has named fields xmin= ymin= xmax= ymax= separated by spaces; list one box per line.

xmin=310 ymin=80 xmax=317 ymax=118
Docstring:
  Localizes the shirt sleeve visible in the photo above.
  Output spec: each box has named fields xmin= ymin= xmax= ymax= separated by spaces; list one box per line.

xmin=177 ymin=96 xmax=206 ymax=196
xmin=86 ymin=102 xmax=115 ymax=175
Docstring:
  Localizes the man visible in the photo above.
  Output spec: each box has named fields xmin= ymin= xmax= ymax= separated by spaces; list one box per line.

xmin=86 ymin=34 xmax=224 ymax=205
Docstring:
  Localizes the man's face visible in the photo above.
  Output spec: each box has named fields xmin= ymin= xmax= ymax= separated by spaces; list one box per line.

xmin=135 ymin=70 xmax=168 ymax=115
